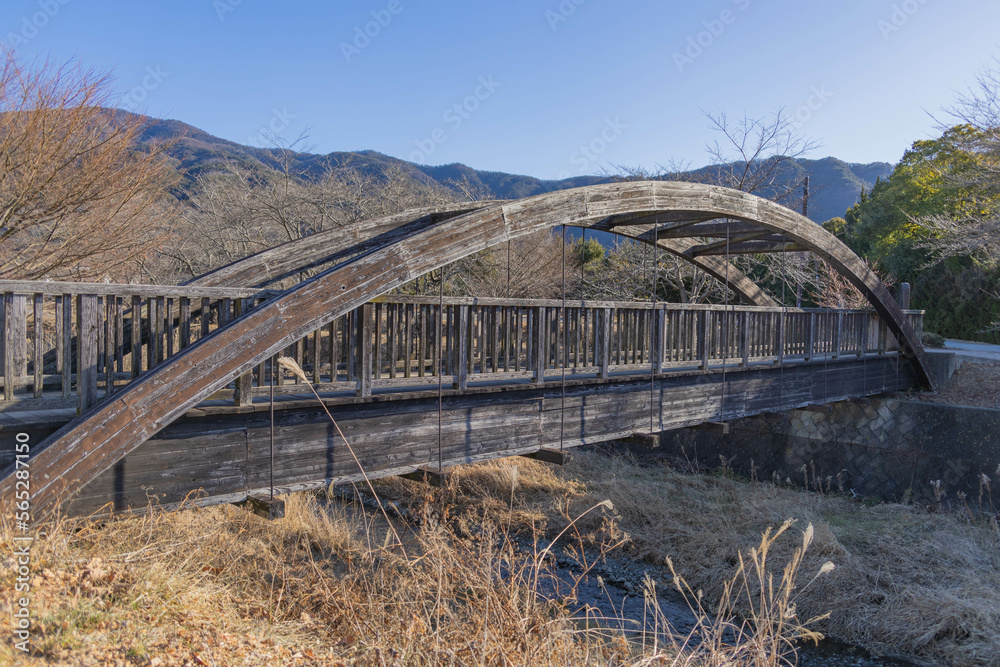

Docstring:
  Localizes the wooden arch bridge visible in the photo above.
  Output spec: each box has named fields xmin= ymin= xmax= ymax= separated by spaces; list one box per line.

xmin=0 ymin=182 xmax=935 ymax=518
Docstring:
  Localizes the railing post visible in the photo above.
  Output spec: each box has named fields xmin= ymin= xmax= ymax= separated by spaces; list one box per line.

xmin=805 ymin=312 xmax=816 ymax=362
xmin=833 ymin=312 xmax=843 ymax=359
xmin=739 ymin=310 xmax=750 ymax=367
xmin=651 ymin=307 xmax=665 ymax=374
xmin=77 ymin=294 xmax=99 ymax=413
xmin=233 ymin=299 xmax=253 ymax=406
xmin=453 ymin=304 xmax=469 ymax=390
xmin=597 ymin=307 xmax=611 ymax=379
xmin=773 ymin=311 xmax=785 ymax=365
xmin=533 ymin=306 xmax=547 ymax=382
xmin=60 ymin=295 xmax=73 ymax=397
xmin=858 ymin=313 xmax=869 ymax=358
xmin=33 ymin=294 xmax=43 ymax=399
xmin=897 ymin=282 xmax=911 ymax=311
xmin=697 ymin=310 xmax=709 ymax=370
xmin=355 ymin=303 xmax=374 ymax=397
xmin=3 ymin=293 xmax=27 ymax=401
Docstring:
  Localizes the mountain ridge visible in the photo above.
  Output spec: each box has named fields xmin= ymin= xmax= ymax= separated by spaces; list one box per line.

xmin=135 ymin=113 xmax=892 ymax=223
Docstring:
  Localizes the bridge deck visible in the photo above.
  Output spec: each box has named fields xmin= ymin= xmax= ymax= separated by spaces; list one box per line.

xmin=3 ymin=349 xmax=916 ymax=516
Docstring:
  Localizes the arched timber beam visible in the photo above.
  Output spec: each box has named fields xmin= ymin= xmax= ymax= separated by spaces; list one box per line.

xmin=3 ymin=181 xmax=934 ymax=517
xmin=187 ymin=202 xmax=501 ymax=288
xmin=188 ymin=201 xmax=774 ymax=306
xmin=608 ymin=224 xmax=777 ymax=307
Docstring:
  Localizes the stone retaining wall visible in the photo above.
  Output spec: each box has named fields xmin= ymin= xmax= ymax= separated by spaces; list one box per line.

xmin=660 ymin=398 xmax=1000 ymax=510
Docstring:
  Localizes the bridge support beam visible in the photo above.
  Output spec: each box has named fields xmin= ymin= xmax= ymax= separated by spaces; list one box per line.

xmin=686 ymin=421 xmax=731 ymax=435
xmin=400 ymin=466 xmax=450 ymax=488
xmin=521 ymin=448 xmax=571 ymax=465
xmin=623 ymin=432 xmax=660 ymax=448
xmin=235 ymin=494 xmax=285 ymax=520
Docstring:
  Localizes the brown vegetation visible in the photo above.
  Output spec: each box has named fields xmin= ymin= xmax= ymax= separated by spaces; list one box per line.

xmin=0 ymin=53 xmax=179 ymax=282
xmin=2 ymin=448 xmax=997 ymax=666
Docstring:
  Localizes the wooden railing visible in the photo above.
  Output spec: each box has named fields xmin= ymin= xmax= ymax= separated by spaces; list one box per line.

xmin=0 ymin=282 xmax=925 ymax=412
xmin=0 ymin=281 xmax=274 ymax=412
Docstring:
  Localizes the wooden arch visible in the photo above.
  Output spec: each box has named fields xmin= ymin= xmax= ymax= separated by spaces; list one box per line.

xmin=4 ymin=182 xmax=934 ymax=516
xmin=186 ymin=201 xmax=777 ymax=306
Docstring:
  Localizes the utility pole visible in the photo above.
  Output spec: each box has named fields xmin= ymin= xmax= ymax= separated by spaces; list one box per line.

xmin=796 ymin=176 xmax=810 ymax=307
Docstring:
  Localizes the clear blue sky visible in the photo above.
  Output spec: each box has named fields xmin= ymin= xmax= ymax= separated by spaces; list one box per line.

xmin=4 ymin=0 xmax=998 ymax=179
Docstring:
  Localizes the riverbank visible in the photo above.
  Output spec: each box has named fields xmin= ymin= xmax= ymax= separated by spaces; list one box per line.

xmin=4 ymin=443 xmax=997 ymax=666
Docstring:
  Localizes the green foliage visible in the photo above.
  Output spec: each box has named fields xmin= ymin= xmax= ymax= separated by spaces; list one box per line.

xmin=834 ymin=126 xmax=1000 ymax=343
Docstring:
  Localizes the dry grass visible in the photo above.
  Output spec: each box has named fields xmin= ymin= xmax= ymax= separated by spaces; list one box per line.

xmin=913 ymin=360 xmax=1000 ymax=409
xmin=0 ymin=461 xmax=839 ymax=667
xmin=411 ymin=451 xmax=1000 ymax=665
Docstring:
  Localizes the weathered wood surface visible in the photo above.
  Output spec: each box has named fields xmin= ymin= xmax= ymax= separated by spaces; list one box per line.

xmin=49 ymin=356 xmax=915 ymax=516
xmin=0 ymin=280 xmax=268 ymax=299
xmin=0 ymin=182 xmax=935 ymax=517
xmin=187 ymin=201 xmax=775 ymax=308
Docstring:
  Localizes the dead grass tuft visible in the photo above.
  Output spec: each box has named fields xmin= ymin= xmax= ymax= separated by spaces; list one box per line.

xmin=0 ymin=465 xmax=837 ymax=666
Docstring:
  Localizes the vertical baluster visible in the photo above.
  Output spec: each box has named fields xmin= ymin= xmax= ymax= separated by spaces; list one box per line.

xmin=432 ymin=303 xmax=441 ymax=377
xmin=806 ymin=312 xmax=815 ymax=361
xmin=833 ymin=312 xmax=843 ymax=359
xmin=490 ymin=306 xmax=499 ymax=373
xmin=233 ymin=299 xmax=253 ymax=405
xmin=697 ymin=310 xmax=709 ymax=370
xmin=57 ymin=295 xmax=71 ymax=397
xmin=312 ymin=327 xmax=322 ymax=384
xmin=416 ymin=304 xmax=425 ymax=378
xmin=453 ymin=304 xmax=469 ymax=390
xmin=858 ymin=313 xmax=869 ymax=357
xmin=3 ymin=293 xmax=27 ymax=401
xmin=200 ymin=297 xmax=211 ymax=339
xmin=329 ymin=319 xmax=339 ymax=382
xmin=179 ymin=297 xmax=191 ymax=350
xmin=512 ymin=306 xmax=521 ymax=372
xmin=32 ymin=294 xmax=44 ymax=398
xmin=356 ymin=303 xmax=374 ymax=397
xmin=130 ymin=296 xmax=142 ymax=378
xmin=102 ymin=296 xmax=113 ymax=395
xmin=146 ymin=297 xmax=159 ymax=369
xmin=76 ymin=294 xmax=98 ymax=412
xmin=341 ymin=313 xmax=350 ymax=382
xmin=95 ymin=296 xmax=105 ymax=395
xmin=595 ymin=307 xmax=610 ymax=379
xmin=403 ymin=304 xmax=413 ymax=378
xmin=532 ymin=306 xmax=546 ymax=381
xmin=114 ymin=297 xmax=124 ymax=391
xmin=387 ymin=304 xmax=397 ymax=379
xmin=164 ymin=298 xmax=174 ymax=361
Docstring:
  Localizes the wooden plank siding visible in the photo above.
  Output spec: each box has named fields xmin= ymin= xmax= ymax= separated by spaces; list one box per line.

xmin=52 ymin=356 xmax=916 ymax=516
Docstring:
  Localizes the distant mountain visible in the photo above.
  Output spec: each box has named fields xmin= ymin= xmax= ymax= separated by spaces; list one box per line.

xmin=134 ymin=113 xmax=890 ymax=222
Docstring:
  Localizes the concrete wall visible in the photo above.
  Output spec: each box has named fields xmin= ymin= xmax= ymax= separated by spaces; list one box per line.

xmin=660 ymin=398 xmax=1000 ymax=509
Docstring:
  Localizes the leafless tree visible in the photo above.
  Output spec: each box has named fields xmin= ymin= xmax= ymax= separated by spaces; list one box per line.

xmin=447 ymin=229 xmax=576 ymax=298
xmin=0 ymin=52 xmax=179 ymax=281
xmin=162 ymin=145 xmax=450 ymax=281
xmin=601 ymin=110 xmax=823 ymax=305
xmin=575 ymin=238 xmax=728 ymax=304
